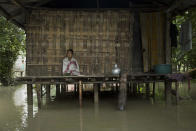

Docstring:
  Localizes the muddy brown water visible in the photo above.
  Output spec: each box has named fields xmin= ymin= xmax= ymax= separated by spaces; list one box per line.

xmin=0 ymin=82 xmax=196 ymax=131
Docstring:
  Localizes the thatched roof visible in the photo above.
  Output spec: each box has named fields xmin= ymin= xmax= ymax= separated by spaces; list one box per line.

xmin=0 ymin=0 xmax=196 ymax=28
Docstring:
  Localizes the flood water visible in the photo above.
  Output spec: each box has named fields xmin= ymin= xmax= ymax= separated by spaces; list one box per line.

xmin=0 ymin=82 xmax=196 ymax=131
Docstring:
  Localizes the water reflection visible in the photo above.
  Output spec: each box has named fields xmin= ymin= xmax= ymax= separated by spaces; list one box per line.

xmin=13 ymin=86 xmax=28 ymax=128
xmin=80 ymin=108 xmax=83 ymax=131
xmin=0 ymin=82 xmax=195 ymax=131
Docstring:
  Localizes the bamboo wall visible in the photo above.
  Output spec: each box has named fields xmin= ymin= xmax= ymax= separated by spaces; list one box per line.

xmin=25 ymin=10 xmax=133 ymax=76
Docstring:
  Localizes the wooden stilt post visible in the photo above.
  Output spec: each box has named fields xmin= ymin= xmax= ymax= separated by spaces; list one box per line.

xmin=79 ymin=81 xmax=83 ymax=107
xmin=74 ymin=84 xmax=77 ymax=97
xmin=56 ymin=84 xmax=60 ymax=99
xmin=133 ymin=83 xmax=137 ymax=96
xmin=46 ymin=84 xmax=50 ymax=100
xmin=98 ymin=83 xmax=101 ymax=95
xmin=27 ymin=84 xmax=33 ymax=105
xmin=116 ymin=83 xmax=119 ymax=93
xmin=61 ymin=84 xmax=66 ymax=96
xmin=153 ymin=82 xmax=156 ymax=98
xmin=60 ymin=84 xmax=62 ymax=97
xmin=112 ymin=84 xmax=115 ymax=93
xmin=66 ymin=84 xmax=68 ymax=92
xmin=94 ymin=83 xmax=99 ymax=104
xmin=137 ymin=83 xmax=141 ymax=94
xmin=146 ymin=83 xmax=150 ymax=98
xmin=130 ymin=82 xmax=133 ymax=94
xmin=77 ymin=83 xmax=79 ymax=97
xmin=36 ymin=84 xmax=42 ymax=109
xmin=118 ymin=73 xmax=127 ymax=111
xmin=165 ymin=81 xmax=172 ymax=105
xmin=27 ymin=84 xmax=33 ymax=119
xmin=127 ymin=82 xmax=130 ymax=94
xmin=188 ymin=78 xmax=191 ymax=95
xmin=27 ymin=103 xmax=33 ymax=120
xmin=175 ymin=82 xmax=179 ymax=104
xmin=40 ymin=84 xmax=43 ymax=98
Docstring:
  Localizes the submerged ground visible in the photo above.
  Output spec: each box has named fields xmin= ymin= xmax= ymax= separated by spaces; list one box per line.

xmin=0 ymin=81 xmax=196 ymax=131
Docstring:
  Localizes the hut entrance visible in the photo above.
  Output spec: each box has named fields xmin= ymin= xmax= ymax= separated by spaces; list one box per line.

xmin=26 ymin=10 xmax=133 ymax=76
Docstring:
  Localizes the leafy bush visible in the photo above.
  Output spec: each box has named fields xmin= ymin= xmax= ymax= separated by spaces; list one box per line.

xmin=172 ymin=9 xmax=196 ymax=72
xmin=0 ymin=17 xmax=25 ymax=86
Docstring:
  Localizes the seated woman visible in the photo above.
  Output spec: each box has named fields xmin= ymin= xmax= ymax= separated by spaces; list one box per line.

xmin=62 ymin=49 xmax=80 ymax=76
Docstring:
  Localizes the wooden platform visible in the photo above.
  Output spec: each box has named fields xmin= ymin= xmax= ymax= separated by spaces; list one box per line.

xmin=15 ymin=73 xmax=181 ymax=84
xmin=15 ymin=73 xmax=187 ymax=110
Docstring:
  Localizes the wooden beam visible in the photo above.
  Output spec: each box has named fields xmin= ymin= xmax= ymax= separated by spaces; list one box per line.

xmin=167 ymin=0 xmax=185 ymax=13
xmin=4 ymin=0 xmax=52 ymax=21
xmin=0 ymin=5 xmax=10 ymax=17
xmin=97 ymin=0 xmax=99 ymax=9
xmin=0 ymin=2 xmax=13 ymax=5
xmin=10 ymin=19 xmax=24 ymax=29
xmin=8 ymin=9 xmax=24 ymax=20
xmin=34 ymin=0 xmax=53 ymax=7
xmin=12 ymin=0 xmax=27 ymax=10
xmin=154 ymin=0 xmax=169 ymax=6
xmin=0 ymin=5 xmax=24 ymax=29
xmin=11 ymin=0 xmax=30 ymax=19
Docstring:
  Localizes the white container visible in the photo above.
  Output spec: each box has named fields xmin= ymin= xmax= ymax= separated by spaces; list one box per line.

xmin=112 ymin=64 xmax=121 ymax=75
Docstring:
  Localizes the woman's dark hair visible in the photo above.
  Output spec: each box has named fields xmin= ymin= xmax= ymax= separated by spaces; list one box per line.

xmin=67 ymin=49 xmax=73 ymax=54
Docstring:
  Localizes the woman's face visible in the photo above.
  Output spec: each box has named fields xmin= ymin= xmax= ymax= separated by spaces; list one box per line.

xmin=67 ymin=51 xmax=73 ymax=59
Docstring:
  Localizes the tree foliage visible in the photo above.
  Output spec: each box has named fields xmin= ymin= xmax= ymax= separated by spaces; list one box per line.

xmin=172 ymin=8 xmax=196 ymax=74
xmin=0 ymin=16 xmax=25 ymax=86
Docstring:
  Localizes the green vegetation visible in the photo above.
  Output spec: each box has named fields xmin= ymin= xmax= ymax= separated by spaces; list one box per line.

xmin=0 ymin=17 xmax=25 ymax=86
xmin=172 ymin=9 xmax=196 ymax=76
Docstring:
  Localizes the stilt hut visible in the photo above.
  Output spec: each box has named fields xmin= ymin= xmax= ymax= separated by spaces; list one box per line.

xmin=0 ymin=0 xmax=196 ymax=109
xmin=0 ymin=0 xmax=195 ymax=75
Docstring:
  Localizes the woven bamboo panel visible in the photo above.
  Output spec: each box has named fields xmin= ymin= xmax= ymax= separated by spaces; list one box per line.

xmin=26 ymin=9 xmax=133 ymax=76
